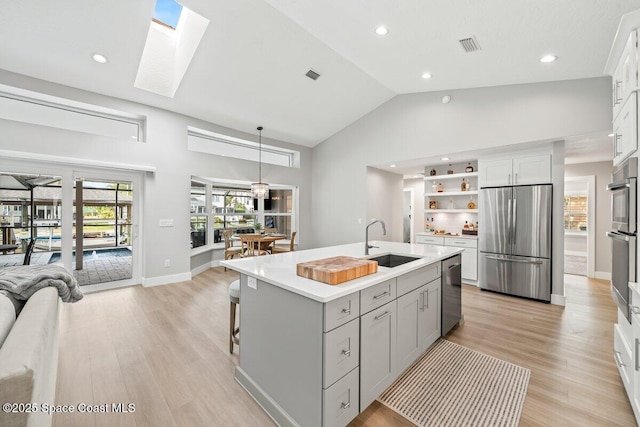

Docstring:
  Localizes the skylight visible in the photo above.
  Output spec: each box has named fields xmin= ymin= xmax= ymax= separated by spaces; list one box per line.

xmin=153 ymin=0 xmax=183 ymax=29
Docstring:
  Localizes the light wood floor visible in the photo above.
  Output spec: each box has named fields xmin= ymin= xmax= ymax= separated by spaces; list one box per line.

xmin=53 ymin=269 xmax=636 ymax=427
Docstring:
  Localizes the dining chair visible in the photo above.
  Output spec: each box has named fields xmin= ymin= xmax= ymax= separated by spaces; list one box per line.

xmin=240 ymin=234 xmax=269 ymax=257
xmin=271 ymin=231 xmax=296 ymax=254
xmin=264 ymin=228 xmax=278 ymax=234
xmin=223 ymin=230 xmax=243 ymax=271
xmin=228 ymin=279 xmax=240 ymax=353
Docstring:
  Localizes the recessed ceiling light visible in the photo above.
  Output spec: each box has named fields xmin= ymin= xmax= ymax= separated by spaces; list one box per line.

xmin=91 ymin=53 xmax=108 ymax=64
xmin=422 ymin=72 xmax=432 ymax=79
xmin=375 ymin=26 xmax=388 ymax=36
xmin=539 ymin=55 xmax=557 ymax=63
xmin=608 ymin=133 xmax=614 ymax=137
xmin=390 ymin=164 xmax=396 ymax=168
xmin=441 ymin=157 xmax=450 ymax=161
xmin=442 ymin=95 xmax=451 ymax=104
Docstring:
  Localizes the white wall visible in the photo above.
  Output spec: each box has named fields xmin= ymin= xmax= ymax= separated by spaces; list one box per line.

xmin=365 ymin=167 xmax=403 ymax=242
xmin=565 ymin=161 xmax=614 ymax=275
xmin=311 ymin=77 xmax=612 ymax=249
xmin=0 ymin=69 xmax=312 ymax=284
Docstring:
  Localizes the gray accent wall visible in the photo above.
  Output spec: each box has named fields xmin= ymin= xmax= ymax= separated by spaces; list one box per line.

xmin=311 ymin=77 xmax=612 ymax=248
xmin=0 ymin=69 xmax=313 ymax=283
xmin=565 ymin=161 xmax=614 ymax=274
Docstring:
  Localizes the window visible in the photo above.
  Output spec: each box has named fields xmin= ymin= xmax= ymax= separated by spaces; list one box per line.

xmin=0 ymin=85 xmax=146 ymax=141
xmin=264 ymin=189 xmax=294 ymax=237
xmin=564 ymin=195 xmax=587 ymax=232
xmin=190 ymin=181 xmax=207 ymax=248
xmin=190 ymin=178 xmax=297 ymax=252
xmin=152 ymin=0 xmax=183 ymax=29
xmin=187 ymin=127 xmax=300 ymax=168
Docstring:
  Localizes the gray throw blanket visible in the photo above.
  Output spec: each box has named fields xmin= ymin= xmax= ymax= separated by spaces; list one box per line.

xmin=0 ymin=264 xmax=83 ymax=303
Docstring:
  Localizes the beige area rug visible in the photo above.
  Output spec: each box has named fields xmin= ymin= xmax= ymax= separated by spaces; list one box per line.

xmin=378 ymin=339 xmax=530 ymax=427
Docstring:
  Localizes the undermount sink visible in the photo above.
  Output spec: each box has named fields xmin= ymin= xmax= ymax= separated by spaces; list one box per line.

xmin=368 ymin=254 xmax=421 ymax=268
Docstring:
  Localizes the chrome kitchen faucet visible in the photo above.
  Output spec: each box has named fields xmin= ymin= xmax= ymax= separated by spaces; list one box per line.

xmin=365 ymin=219 xmax=386 ymax=255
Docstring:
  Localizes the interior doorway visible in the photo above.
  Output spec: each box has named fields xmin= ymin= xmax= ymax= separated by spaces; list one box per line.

xmin=563 ymin=176 xmax=595 ymax=277
xmin=403 ymin=189 xmax=413 ymax=243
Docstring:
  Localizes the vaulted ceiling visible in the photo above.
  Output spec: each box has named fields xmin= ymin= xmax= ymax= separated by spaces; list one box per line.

xmin=0 ymin=0 xmax=638 ymax=147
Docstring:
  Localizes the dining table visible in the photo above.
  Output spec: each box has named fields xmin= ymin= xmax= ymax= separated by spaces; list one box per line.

xmin=233 ymin=233 xmax=286 ymax=253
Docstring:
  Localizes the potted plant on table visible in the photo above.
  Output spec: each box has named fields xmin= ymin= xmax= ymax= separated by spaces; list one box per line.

xmin=254 ymin=222 xmax=263 ymax=234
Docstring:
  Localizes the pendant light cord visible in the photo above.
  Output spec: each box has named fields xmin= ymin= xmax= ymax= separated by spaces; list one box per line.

xmin=257 ymin=126 xmax=263 ymax=183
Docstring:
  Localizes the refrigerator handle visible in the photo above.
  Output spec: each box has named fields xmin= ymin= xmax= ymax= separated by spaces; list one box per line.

xmin=507 ymin=198 xmax=512 ymax=246
xmin=512 ymin=197 xmax=517 ymax=246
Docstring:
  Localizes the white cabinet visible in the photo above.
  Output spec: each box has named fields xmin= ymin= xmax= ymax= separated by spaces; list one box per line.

xmin=613 ymin=93 xmax=638 ymax=166
xmin=360 ymin=300 xmax=397 ymax=410
xmin=613 ymin=30 xmax=638 ymax=120
xmin=416 ymin=236 xmax=478 ymax=283
xmin=479 ymin=155 xmax=551 ymax=187
xmin=479 ymin=159 xmax=512 ymax=187
xmin=415 ymin=234 xmax=444 ymax=245
xmin=396 ymin=278 xmax=441 ymax=374
xmin=444 ymin=238 xmax=478 ymax=282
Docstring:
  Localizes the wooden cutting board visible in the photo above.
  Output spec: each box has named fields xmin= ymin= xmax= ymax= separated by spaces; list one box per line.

xmin=296 ymin=256 xmax=378 ymax=285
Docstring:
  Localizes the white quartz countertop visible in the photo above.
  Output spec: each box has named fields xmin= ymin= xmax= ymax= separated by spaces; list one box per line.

xmin=221 ymin=241 xmax=462 ymax=303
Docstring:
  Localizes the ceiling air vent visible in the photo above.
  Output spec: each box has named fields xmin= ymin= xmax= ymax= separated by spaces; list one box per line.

xmin=459 ymin=36 xmax=481 ymax=53
xmin=305 ymin=69 xmax=321 ymax=80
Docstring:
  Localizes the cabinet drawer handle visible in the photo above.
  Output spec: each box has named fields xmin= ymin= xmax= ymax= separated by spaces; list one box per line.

xmin=515 ymin=172 xmax=518 ymax=184
xmin=614 ymin=350 xmax=625 ymax=367
xmin=636 ymin=339 xmax=640 ymax=371
xmin=374 ymin=311 xmax=391 ymax=321
xmin=341 ymin=402 xmax=351 ymax=410
xmin=342 ymin=349 xmax=351 ymax=357
xmin=614 ymin=80 xmax=623 ymax=105
xmin=341 ymin=308 xmax=351 ymax=315
xmin=373 ymin=291 xmax=391 ymax=300
xmin=420 ymin=291 xmax=425 ymax=312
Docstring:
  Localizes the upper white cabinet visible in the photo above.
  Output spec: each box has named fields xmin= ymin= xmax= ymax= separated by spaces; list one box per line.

xmin=479 ymin=155 xmax=551 ymax=187
xmin=613 ymin=31 xmax=638 ymax=120
xmin=613 ymin=93 xmax=638 ymax=166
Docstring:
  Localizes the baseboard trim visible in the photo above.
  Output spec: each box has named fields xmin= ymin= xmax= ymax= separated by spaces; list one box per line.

xmin=550 ymin=293 xmax=566 ymax=306
xmin=142 ymin=272 xmax=192 ymax=287
xmin=594 ymin=271 xmax=612 ymax=281
xmin=564 ymin=250 xmax=587 ymax=257
xmin=235 ymin=367 xmax=298 ymax=427
xmin=191 ymin=262 xmax=214 ymax=278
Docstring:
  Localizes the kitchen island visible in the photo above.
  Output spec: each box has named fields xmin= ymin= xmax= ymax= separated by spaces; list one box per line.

xmin=221 ymin=241 xmax=462 ymax=427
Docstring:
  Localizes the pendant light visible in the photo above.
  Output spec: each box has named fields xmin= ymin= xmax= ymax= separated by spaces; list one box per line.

xmin=251 ymin=126 xmax=269 ymax=199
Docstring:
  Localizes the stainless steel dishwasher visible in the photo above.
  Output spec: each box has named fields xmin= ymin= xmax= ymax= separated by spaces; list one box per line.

xmin=442 ymin=254 xmax=462 ymax=336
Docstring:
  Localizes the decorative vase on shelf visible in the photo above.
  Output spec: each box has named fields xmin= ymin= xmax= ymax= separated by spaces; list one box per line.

xmin=467 ymin=198 xmax=476 ymax=209
xmin=447 ymin=164 xmax=454 ymax=174
xmin=465 ymin=163 xmax=474 ymax=173
xmin=430 ymin=169 xmax=437 ymax=176
xmin=437 ymin=183 xmax=443 ymax=192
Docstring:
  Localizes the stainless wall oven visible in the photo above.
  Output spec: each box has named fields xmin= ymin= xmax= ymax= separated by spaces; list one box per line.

xmin=608 ymin=157 xmax=637 ymax=323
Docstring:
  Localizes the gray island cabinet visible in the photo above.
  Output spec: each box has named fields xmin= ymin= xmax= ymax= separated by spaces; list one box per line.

xmin=222 ymin=241 xmax=461 ymax=427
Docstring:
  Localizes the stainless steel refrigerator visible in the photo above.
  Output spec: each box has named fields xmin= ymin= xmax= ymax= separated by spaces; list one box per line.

xmin=479 ymin=184 xmax=552 ymax=302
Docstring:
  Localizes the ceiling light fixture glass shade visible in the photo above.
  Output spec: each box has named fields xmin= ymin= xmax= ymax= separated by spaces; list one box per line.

xmin=251 ymin=126 xmax=269 ymax=199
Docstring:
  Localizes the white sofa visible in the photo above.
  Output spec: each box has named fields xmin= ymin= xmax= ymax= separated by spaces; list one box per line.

xmin=0 ymin=287 xmax=61 ymax=427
